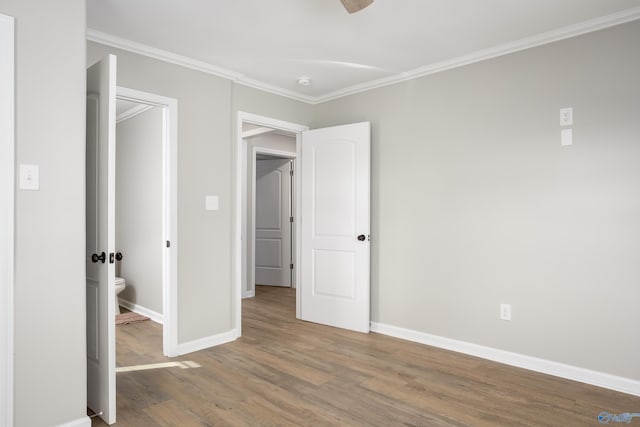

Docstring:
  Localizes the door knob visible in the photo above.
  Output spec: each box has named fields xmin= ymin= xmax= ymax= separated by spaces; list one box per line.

xmin=91 ymin=252 xmax=106 ymax=263
xmin=357 ymin=234 xmax=366 ymax=241
xmin=115 ymin=252 xmax=123 ymax=261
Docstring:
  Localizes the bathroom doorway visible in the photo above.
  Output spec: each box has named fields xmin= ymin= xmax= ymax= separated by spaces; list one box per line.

xmin=114 ymin=87 xmax=178 ymax=357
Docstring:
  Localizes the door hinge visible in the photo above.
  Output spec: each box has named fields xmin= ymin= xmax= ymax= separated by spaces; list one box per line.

xmin=289 ymin=216 xmax=294 ymax=223
xmin=290 ymin=263 xmax=294 ymax=270
xmin=290 ymin=169 xmax=294 ymax=176
xmin=166 ymin=240 xmax=171 ymax=248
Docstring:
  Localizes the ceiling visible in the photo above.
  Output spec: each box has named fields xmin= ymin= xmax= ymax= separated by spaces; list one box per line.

xmin=87 ymin=0 xmax=640 ymax=103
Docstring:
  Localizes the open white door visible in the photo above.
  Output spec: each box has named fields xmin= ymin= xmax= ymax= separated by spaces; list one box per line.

xmin=86 ymin=54 xmax=117 ymax=425
xmin=300 ymin=122 xmax=370 ymax=333
xmin=255 ymin=159 xmax=292 ymax=287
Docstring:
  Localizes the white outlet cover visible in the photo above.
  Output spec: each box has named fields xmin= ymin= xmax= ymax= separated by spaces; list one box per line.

xmin=19 ymin=164 xmax=39 ymax=190
xmin=560 ymin=107 xmax=573 ymax=126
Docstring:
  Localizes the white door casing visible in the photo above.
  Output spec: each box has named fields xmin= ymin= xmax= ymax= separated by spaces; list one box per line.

xmin=300 ymin=122 xmax=371 ymax=333
xmin=0 ymin=13 xmax=14 ymax=427
xmin=255 ymin=158 xmax=292 ymax=287
xmin=86 ymin=54 xmax=117 ymax=425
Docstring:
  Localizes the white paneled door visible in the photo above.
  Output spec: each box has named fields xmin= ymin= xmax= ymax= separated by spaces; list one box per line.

xmin=86 ymin=54 xmax=117 ymax=425
xmin=300 ymin=122 xmax=370 ymax=333
xmin=255 ymin=159 xmax=292 ymax=287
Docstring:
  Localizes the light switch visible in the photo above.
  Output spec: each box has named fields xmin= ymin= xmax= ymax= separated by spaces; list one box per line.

xmin=19 ymin=164 xmax=39 ymax=190
xmin=560 ymin=108 xmax=573 ymax=126
xmin=561 ymin=128 xmax=573 ymax=146
xmin=205 ymin=195 xmax=219 ymax=211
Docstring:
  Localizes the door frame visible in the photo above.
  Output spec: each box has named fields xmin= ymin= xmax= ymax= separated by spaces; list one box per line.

xmin=251 ymin=148 xmax=296 ymax=296
xmin=116 ymin=86 xmax=179 ymax=357
xmin=0 ymin=13 xmax=14 ymax=427
xmin=235 ymin=112 xmax=307 ymax=337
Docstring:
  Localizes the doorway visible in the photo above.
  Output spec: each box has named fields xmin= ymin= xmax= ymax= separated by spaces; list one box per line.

xmin=235 ymin=113 xmax=308 ymax=335
xmin=244 ymin=125 xmax=298 ymax=296
xmin=115 ymin=86 xmax=178 ymax=357
xmin=114 ymin=100 xmax=163 ymax=321
xmin=235 ymin=115 xmax=372 ymax=338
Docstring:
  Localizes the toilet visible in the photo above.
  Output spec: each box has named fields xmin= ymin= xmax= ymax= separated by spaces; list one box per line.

xmin=115 ymin=277 xmax=126 ymax=314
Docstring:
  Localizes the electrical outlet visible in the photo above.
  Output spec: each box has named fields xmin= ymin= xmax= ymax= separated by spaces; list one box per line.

xmin=500 ymin=304 xmax=512 ymax=321
xmin=560 ymin=107 xmax=573 ymax=126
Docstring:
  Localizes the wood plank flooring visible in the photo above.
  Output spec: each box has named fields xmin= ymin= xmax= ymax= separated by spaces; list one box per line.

xmin=93 ymin=286 xmax=640 ymax=426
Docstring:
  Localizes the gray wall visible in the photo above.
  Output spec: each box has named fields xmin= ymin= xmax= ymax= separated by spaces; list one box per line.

xmin=116 ymin=107 xmax=163 ymax=314
xmin=312 ymin=21 xmax=640 ymax=381
xmin=88 ymin=41 xmax=233 ymax=342
xmin=1 ymin=1 xmax=88 ymax=426
xmin=88 ymin=41 xmax=313 ymax=342
xmin=7 ymin=4 xmax=636 ymax=425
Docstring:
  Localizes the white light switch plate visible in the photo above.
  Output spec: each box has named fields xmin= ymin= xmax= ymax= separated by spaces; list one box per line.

xmin=205 ymin=195 xmax=219 ymax=211
xmin=19 ymin=164 xmax=39 ymax=190
xmin=561 ymin=128 xmax=573 ymax=146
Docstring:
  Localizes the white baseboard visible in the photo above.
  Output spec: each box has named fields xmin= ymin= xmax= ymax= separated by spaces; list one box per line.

xmin=119 ymin=299 xmax=163 ymax=324
xmin=242 ymin=290 xmax=255 ymax=299
xmin=57 ymin=416 xmax=91 ymax=427
xmin=177 ymin=330 xmax=236 ymax=356
xmin=370 ymin=322 xmax=640 ymax=397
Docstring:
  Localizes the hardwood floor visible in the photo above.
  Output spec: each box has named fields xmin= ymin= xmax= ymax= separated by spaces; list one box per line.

xmin=93 ymin=286 xmax=639 ymax=426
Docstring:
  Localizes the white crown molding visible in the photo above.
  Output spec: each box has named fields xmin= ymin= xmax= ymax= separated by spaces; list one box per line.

xmin=315 ymin=6 xmax=640 ymax=103
xmin=371 ymin=322 xmax=640 ymax=397
xmin=87 ymin=29 xmax=243 ymax=81
xmin=234 ymin=75 xmax=315 ymax=104
xmin=88 ymin=6 xmax=640 ymax=105
xmin=87 ymin=29 xmax=315 ymax=104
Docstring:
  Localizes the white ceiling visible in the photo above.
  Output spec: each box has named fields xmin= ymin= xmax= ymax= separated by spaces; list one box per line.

xmin=87 ymin=0 xmax=640 ymax=103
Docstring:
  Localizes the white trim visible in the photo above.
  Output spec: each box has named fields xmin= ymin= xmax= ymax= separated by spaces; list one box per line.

xmin=176 ymin=330 xmax=236 ymax=356
xmin=0 ymin=14 xmax=14 ymax=427
xmin=118 ymin=299 xmax=163 ymax=325
xmin=115 ymin=103 xmax=153 ymax=124
xmin=88 ymin=30 xmax=242 ymax=81
xmin=86 ymin=29 xmax=311 ymax=104
xmin=250 ymin=147 xmax=297 ymax=297
xmin=90 ymin=8 xmax=640 ymax=104
xmin=242 ymin=290 xmax=255 ymax=299
xmin=116 ymin=86 xmax=179 ymax=357
xmin=370 ymin=322 xmax=640 ymax=397
xmin=56 ymin=416 xmax=92 ymax=427
xmin=316 ymin=6 xmax=640 ymax=103
xmin=235 ymin=112 xmax=308 ymax=338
